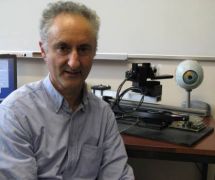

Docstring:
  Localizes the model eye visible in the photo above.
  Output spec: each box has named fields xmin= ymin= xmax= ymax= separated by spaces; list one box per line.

xmin=77 ymin=45 xmax=93 ymax=56
xmin=183 ymin=70 xmax=198 ymax=84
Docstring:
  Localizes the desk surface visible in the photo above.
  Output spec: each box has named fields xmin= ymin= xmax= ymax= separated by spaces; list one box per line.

xmin=122 ymin=118 xmax=215 ymax=160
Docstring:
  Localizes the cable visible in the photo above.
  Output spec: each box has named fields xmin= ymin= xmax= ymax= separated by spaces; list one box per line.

xmin=118 ymin=117 xmax=140 ymax=133
xmin=117 ymin=86 xmax=145 ymax=113
xmin=194 ymin=163 xmax=203 ymax=176
xmin=111 ymin=78 xmax=127 ymax=109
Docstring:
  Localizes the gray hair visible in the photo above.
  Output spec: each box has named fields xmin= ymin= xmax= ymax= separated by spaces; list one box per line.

xmin=39 ymin=1 xmax=100 ymax=49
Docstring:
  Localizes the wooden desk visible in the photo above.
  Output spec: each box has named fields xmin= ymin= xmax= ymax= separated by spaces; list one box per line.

xmin=122 ymin=118 xmax=215 ymax=180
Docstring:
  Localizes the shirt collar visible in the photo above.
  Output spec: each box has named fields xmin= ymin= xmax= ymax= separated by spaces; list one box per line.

xmin=43 ymin=75 xmax=64 ymax=112
xmin=42 ymin=75 xmax=90 ymax=113
xmin=81 ymin=85 xmax=90 ymax=112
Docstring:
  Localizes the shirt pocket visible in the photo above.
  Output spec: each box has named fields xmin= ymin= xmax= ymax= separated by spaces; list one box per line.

xmin=73 ymin=144 xmax=103 ymax=179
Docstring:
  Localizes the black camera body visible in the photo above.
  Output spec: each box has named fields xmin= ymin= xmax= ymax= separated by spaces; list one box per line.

xmin=125 ymin=63 xmax=173 ymax=98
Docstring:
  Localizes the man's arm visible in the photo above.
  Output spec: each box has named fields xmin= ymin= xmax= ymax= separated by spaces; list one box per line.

xmin=0 ymin=106 xmax=37 ymax=180
xmin=98 ymin=107 xmax=135 ymax=180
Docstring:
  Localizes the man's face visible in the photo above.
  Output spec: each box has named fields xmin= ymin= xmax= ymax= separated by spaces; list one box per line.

xmin=40 ymin=13 xmax=96 ymax=94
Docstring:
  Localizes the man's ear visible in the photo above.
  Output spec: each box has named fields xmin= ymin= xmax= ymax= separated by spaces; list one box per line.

xmin=39 ymin=41 xmax=47 ymax=61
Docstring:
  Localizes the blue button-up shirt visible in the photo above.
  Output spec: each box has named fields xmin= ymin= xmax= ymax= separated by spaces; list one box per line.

xmin=0 ymin=76 xmax=134 ymax=180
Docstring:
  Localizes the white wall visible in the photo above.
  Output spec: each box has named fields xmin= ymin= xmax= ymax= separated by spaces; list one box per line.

xmin=17 ymin=58 xmax=215 ymax=180
xmin=1 ymin=0 xmax=215 ymax=57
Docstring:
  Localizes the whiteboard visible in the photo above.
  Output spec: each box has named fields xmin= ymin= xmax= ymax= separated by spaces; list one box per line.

xmin=0 ymin=0 xmax=215 ymax=57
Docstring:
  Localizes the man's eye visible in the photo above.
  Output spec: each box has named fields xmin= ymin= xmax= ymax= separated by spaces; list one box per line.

xmin=55 ymin=44 xmax=71 ymax=54
xmin=78 ymin=45 xmax=93 ymax=56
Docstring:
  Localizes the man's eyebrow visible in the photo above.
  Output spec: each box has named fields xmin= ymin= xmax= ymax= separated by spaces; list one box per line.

xmin=53 ymin=42 xmax=69 ymax=47
xmin=79 ymin=43 xmax=92 ymax=47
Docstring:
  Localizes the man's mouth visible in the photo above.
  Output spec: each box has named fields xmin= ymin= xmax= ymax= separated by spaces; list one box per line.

xmin=64 ymin=69 xmax=81 ymax=77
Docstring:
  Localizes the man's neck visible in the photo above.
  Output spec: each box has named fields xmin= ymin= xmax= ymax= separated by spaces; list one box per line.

xmin=49 ymin=75 xmax=85 ymax=110
xmin=63 ymin=85 xmax=84 ymax=111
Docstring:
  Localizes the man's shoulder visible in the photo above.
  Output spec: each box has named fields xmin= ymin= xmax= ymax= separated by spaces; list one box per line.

xmin=1 ymin=80 xmax=44 ymax=108
xmin=87 ymin=92 xmax=113 ymax=112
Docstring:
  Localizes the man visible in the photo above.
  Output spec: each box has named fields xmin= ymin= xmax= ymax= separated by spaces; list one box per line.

xmin=0 ymin=1 xmax=134 ymax=180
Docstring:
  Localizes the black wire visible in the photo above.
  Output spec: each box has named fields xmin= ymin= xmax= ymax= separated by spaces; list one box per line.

xmin=117 ymin=87 xmax=144 ymax=113
xmin=112 ymin=77 xmax=145 ymax=114
xmin=116 ymin=79 xmax=127 ymax=103
xmin=111 ymin=78 xmax=128 ymax=108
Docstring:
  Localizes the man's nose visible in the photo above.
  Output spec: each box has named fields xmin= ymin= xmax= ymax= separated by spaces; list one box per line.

xmin=67 ymin=49 xmax=80 ymax=68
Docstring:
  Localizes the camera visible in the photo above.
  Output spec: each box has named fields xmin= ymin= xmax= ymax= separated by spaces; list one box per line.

xmin=126 ymin=63 xmax=173 ymax=98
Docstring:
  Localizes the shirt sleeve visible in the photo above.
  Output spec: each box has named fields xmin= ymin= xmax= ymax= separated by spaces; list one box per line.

xmin=0 ymin=106 xmax=37 ymax=180
xmin=97 ymin=106 xmax=135 ymax=180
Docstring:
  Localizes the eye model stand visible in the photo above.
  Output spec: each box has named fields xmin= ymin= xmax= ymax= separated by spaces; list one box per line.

xmin=175 ymin=60 xmax=210 ymax=116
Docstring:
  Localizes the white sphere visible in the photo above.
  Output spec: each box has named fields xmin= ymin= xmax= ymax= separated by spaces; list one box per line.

xmin=175 ymin=60 xmax=203 ymax=91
